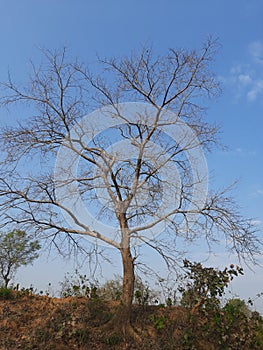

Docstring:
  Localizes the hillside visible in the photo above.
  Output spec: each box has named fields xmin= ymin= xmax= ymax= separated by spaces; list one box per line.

xmin=0 ymin=291 xmax=263 ymax=349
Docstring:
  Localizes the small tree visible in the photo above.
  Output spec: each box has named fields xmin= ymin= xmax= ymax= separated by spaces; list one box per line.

xmin=179 ymin=260 xmax=244 ymax=314
xmin=0 ymin=230 xmax=40 ymax=287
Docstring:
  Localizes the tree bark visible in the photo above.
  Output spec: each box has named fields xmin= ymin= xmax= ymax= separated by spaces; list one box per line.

xmin=120 ymin=246 xmax=135 ymax=331
xmin=3 ymin=266 xmax=11 ymax=287
xmin=102 ymin=246 xmax=138 ymax=339
xmin=117 ymin=211 xmax=135 ymax=333
xmin=102 ymin=211 xmax=138 ymax=338
xmin=4 ymin=276 xmax=10 ymax=288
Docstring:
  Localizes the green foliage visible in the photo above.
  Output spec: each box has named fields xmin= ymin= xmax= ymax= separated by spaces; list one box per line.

xmin=103 ymin=333 xmax=123 ymax=345
xmin=134 ymin=278 xmax=152 ymax=306
xmin=181 ymin=329 xmax=195 ymax=349
xmin=175 ymin=261 xmax=263 ymax=349
xmin=73 ymin=328 xmax=90 ymax=344
xmin=0 ymin=286 xmax=13 ymax=299
xmin=93 ymin=275 xmax=158 ymax=305
xmin=0 ymin=230 xmax=40 ymax=287
xmin=150 ymin=314 xmax=168 ymax=330
xmin=99 ymin=276 xmax=123 ymax=301
xmin=17 ymin=285 xmax=36 ymax=297
xmin=208 ymin=299 xmax=263 ymax=349
xmin=0 ymin=285 xmax=36 ymax=300
xmin=180 ymin=260 xmax=244 ymax=313
xmin=224 ymin=298 xmax=251 ymax=318
xmin=59 ymin=270 xmax=99 ymax=299
xmin=165 ymin=297 xmax=173 ymax=307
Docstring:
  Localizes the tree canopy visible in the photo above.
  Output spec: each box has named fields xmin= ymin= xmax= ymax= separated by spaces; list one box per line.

xmin=0 ymin=230 xmax=40 ymax=287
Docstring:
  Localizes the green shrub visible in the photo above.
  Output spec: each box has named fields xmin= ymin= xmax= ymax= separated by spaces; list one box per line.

xmin=99 ymin=277 xmax=123 ymax=301
xmin=0 ymin=286 xmax=13 ymax=299
xmin=150 ymin=314 xmax=168 ymax=330
xmin=103 ymin=333 xmax=122 ymax=345
xmin=59 ymin=270 xmax=99 ymax=299
xmin=73 ymin=328 xmax=90 ymax=344
xmin=179 ymin=260 xmax=243 ymax=313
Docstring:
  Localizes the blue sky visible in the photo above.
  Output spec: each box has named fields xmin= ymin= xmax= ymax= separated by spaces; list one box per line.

xmin=0 ymin=0 xmax=262 ymax=309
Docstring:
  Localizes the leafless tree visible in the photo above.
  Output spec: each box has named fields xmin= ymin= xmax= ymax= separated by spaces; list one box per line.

xmin=0 ymin=39 xmax=259 ymax=336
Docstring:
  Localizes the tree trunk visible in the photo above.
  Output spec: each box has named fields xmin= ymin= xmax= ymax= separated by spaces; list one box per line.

xmin=103 ymin=214 xmax=139 ymax=339
xmin=120 ymin=246 xmax=135 ymax=333
xmin=102 ymin=246 xmax=138 ymax=340
xmin=3 ymin=274 xmax=10 ymax=288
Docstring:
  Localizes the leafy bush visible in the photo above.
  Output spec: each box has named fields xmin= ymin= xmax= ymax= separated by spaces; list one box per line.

xmin=224 ymin=298 xmax=251 ymax=318
xmin=179 ymin=260 xmax=243 ymax=313
xmin=99 ymin=276 xmax=123 ymax=301
xmin=59 ymin=270 xmax=99 ymax=299
xmin=134 ymin=277 xmax=156 ymax=306
xmin=176 ymin=261 xmax=263 ymax=349
xmin=0 ymin=286 xmax=13 ymax=299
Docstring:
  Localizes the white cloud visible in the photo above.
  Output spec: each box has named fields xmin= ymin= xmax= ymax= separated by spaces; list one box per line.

xmin=230 ymin=64 xmax=243 ymax=75
xmin=238 ymin=74 xmax=252 ymax=85
xmin=249 ymin=41 xmax=263 ymax=65
xmin=247 ymin=79 xmax=263 ymax=101
xmin=251 ymin=220 xmax=262 ymax=226
xmin=220 ymin=147 xmax=256 ymax=157
xmin=222 ymin=41 xmax=263 ymax=102
xmin=234 ymin=147 xmax=252 ymax=155
xmin=257 ymin=189 xmax=263 ymax=195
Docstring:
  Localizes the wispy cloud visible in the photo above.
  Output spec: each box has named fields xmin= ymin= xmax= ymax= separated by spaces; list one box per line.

xmin=256 ymin=189 xmax=263 ymax=196
xmin=238 ymin=74 xmax=252 ymax=85
xmin=220 ymin=147 xmax=256 ymax=157
xmin=251 ymin=219 xmax=262 ymax=226
xmin=249 ymin=41 xmax=263 ymax=65
xmin=222 ymin=41 xmax=263 ymax=102
xmin=247 ymin=79 xmax=263 ymax=101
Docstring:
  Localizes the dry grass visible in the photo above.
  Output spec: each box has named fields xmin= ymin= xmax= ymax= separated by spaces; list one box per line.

xmin=0 ymin=293 xmax=262 ymax=349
